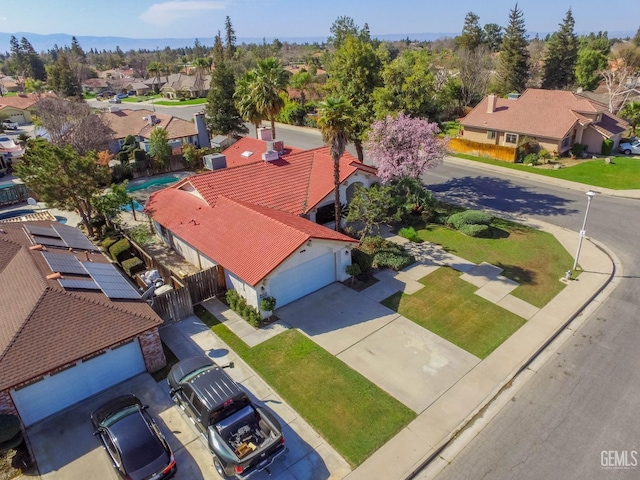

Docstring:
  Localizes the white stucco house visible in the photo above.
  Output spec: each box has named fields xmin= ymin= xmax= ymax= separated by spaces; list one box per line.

xmin=144 ymin=136 xmax=379 ymax=314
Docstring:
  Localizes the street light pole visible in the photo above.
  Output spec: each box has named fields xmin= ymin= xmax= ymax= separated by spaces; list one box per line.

xmin=573 ymin=190 xmax=597 ymax=271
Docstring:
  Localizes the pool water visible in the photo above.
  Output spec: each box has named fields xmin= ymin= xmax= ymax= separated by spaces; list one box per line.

xmin=0 ymin=209 xmax=34 ymax=220
xmin=121 ymin=200 xmax=145 ymax=212
xmin=127 ymin=173 xmax=192 ymax=193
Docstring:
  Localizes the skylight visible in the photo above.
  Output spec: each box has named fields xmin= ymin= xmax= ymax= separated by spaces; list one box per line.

xmin=241 ymin=151 xmax=254 ymax=157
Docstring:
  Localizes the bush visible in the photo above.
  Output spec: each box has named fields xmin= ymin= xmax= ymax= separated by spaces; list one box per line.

xmin=373 ymin=251 xmax=415 ymax=271
xmin=459 ymin=223 xmax=491 ymax=237
xmin=226 ymin=290 xmax=239 ymax=310
xmin=447 ymin=210 xmax=493 ymax=229
xmin=601 ymin=139 xmax=614 ymax=155
xmin=133 ymin=148 xmax=147 ymax=162
xmin=111 ymin=163 xmax=133 ymax=183
xmin=351 ymin=248 xmax=373 ymax=273
xmin=571 ymin=143 xmax=587 ymax=157
xmin=523 ymin=153 xmax=539 ymax=165
xmin=345 ymin=263 xmax=362 ymax=279
xmin=109 ymin=238 xmax=131 ymax=262
xmin=259 ymin=296 xmax=277 ymax=312
xmin=100 ymin=236 xmax=119 ymax=250
xmin=398 ymin=226 xmax=422 ymax=242
xmin=121 ymin=257 xmax=144 ymax=276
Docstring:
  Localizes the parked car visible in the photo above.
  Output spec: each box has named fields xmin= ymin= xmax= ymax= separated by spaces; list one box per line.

xmin=167 ymin=356 xmax=285 ymax=479
xmin=619 ymin=139 xmax=640 ymax=155
xmin=115 ymin=93 xmax=129 ymax=100
xmin=1 ymin=120 xmax=18 ymax=130
xmin=91 ymin=394 xmax=177 ymax=480
xmin=108 ymin=97 xmax=121 ymax=104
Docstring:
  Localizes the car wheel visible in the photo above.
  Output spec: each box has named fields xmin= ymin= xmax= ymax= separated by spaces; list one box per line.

xmin=625 ymin=149 xmax=632 ymax=155
xmin=213 ymin=457 xmax=230 ymax=479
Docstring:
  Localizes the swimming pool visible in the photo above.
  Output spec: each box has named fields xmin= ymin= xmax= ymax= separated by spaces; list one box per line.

xmin=0 ymin=209 xmax=34 ymax=220
xmin=127 ymin=172 xmax=193 ymax=193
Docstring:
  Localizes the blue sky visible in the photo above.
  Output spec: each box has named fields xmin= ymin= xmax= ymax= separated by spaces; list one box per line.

xmin=0 ymin=0 xmax=636 ymax=39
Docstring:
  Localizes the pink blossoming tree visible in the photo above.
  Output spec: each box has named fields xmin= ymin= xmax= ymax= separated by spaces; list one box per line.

xmin=365 ymin=112 xmax=447 ymax=184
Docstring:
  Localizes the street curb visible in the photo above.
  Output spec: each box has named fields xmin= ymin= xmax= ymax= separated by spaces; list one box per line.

xmin=406 ymin=234 xmax=621 ymax=480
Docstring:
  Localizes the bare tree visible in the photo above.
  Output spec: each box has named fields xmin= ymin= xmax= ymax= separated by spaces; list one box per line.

xmin=35 ymin=97 xmax=114 ymax=155
xmin=456 ymin=45 xmax=493 ymax=106
xmin=601 ymin=43 xmax=640 ymax=113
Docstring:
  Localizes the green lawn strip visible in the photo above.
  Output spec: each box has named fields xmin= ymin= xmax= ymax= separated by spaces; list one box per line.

xmin=195 ymin=306 xmax=415 ymax=467
xmin=453 ymin=153 xmax=640 ymax=190
xmin=382 ymin=267 xmax=525 ymax=359
xmin=154 ymin=98 xmax=207 ymax=106
xmin=417 ymin=219 xmax=571 ymax=307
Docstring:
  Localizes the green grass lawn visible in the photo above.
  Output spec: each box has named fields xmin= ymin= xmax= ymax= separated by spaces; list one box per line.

xmin=417 ymin=219 xmax=572 ymax=308
xmin=195 ymin=306 xmax=415 ymax=467
xmin=454 ymin=153 xmax=640 ymax=190
xmin=154 ymin=98 xmax=207 ymax=106
xmin=442 ymin=120 xmax=460 ymax=137
xmin=382 ymin=267 xmax=526 ymax=359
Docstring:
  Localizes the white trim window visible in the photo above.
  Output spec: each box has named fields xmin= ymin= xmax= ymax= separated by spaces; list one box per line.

xmin=561 ymin=136 xmax=571 ymax=149
xmin=505 ymin=133 xmax=518 ymax=145
xmin=487 ymin=130 xmax=496 ymax=140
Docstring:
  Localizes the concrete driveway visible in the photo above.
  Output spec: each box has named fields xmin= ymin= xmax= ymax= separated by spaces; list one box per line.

xmin=277 ymin=283 xmax=480 ymax=413
xmin=27 ymin=373 xmax=217 ymax=480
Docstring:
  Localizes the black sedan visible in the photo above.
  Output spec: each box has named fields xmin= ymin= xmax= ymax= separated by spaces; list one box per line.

xmin=91 ymin=394 xmax=177 ymax=480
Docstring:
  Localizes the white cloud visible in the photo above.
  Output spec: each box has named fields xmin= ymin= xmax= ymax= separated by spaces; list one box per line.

xmin=140 ymin=1 xmax=227 ymax=26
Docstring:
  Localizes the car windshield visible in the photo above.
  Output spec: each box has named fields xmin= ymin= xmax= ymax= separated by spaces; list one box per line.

xmin=109 ymin=410 xmax=166 ymax=472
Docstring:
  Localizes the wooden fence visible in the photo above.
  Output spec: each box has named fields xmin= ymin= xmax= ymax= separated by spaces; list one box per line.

xmin=183 ymin=267 xmax=226 ymax=304
xmin=151 ymin=287 xmax=193 ymax=323
xmin=449 ymin=138 xmax=517 ymax=162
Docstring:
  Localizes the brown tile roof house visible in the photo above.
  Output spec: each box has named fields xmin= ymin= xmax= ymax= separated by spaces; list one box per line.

xmin=100 ymin=108 xmax=200 ymax=153
xmin=0 ymin=221 xmax=166 ymax=426
xmin=0 ymin=92 xmax=56 ymax=124
xmin=160 ymin=73 xmax=211 ymax=99
xmin=460 ymin=88 xmax=629 ymax=156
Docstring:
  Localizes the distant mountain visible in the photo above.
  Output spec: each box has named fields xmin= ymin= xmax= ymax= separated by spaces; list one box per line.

xmin=0 ymin=30 xmax=636 ymax=53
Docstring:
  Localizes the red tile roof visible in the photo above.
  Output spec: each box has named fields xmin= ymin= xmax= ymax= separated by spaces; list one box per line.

xmin=178 ymin=145 xmax=373 ymax=215
xmin=101 ymin=108 xmax=197 ymax=141
xmin=221 ymin=136 xmax=303 ymax=168
xmin=144 ymin=191 xmax=357 ymax=285
xmin=0 ymin=222 xmax=162 ymax=390
xmin=460 ymin=88 xmax=626 ymax=140
xmin=0 ymin=92 xmax=56 ymax=111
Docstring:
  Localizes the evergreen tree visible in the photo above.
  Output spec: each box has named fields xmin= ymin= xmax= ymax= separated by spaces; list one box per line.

xmin=224 ymin=16 xmax=236 ymax=59
xmin=542 ymin=9 xmax=578 ymax=89
xmin=328 ymin=16 xmax=361 ymax=48
xmin=47 ymin=52 xmax=81 ymax=98
xmin=484 ymin=23 xmax=503 ymax=52
xmin=575 ymin=48 xmax=608 ymax=90
xmin=496 ymin=3 xmax=530 ymax=94
xmin=457 ymin=12 xmax=485 ymax=51
xmin=20 ymin=37 xmax=46 ymax=81
xmin=213 ymin=31 xmax=225 ymax=66
xmin=205 ymin=62 xmax=248 ymax=137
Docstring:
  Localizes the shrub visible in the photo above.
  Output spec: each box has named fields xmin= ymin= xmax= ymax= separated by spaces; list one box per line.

xmin=100 ymin=236 xmax=119 ymax=250
xmin=601 ymin=139 xmax=613 ymax=155
xmin=373 ymin=251 xmax=415 ymax=271
xmin=447 ymin=210 xmax=493 ymax=229
xmin=109 ymin=238 xmax=131 ymax=262
xmin=571 ymin=143 xmax=587 ymax=157
xmin=351 ymin=248 xmax=373 ymax=273
xmin=459 ymin=223 xmax=491 ymax=237
xmin=111 ymin=163 xmax=133 ymax=183
xmin=133 ymin=148 xmax=147 ymax=162
xmin=345 ymin=263 xmax=362 ymax=281
xmin=539 ymin=149 xmax=549 ymax=159
xmin=226 ymin=290 xmax=239 ymax=309
xmin=398 ymin=226 xmax=422 ymax=242
xmin=123 ymin=135 xmax=136 ymax=146
xmin=121 ymin=257 xmax=144 ymax=276
xmin=259 ymin=296 xmax=277 ymax=312
xmin=523 ymin=153 xmax=539 ymax=165
xmin=0 ymin=414 xmax=23 ymax=452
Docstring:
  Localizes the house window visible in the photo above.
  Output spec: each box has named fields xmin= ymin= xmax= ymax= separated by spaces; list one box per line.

xmin=487 ymin=130 xmax=496 ymax=140
xmin=561 ymin=137 xmax=571 ymax=149
xmin=505 ymin=133 xmax=518 ymax=144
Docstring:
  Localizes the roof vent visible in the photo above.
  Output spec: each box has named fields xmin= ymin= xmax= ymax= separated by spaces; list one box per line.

xmin=507 ymin=92 xmax=521 ymax=100
xmin=109 ymin=105 xmax=120 ymax=112
xmin=262 ymin=150 xmax=279 ymax=162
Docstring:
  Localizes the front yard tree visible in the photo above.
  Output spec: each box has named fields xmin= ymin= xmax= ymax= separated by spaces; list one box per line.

xmin=317 ymin=97 xmax=355 ymax=231
xmin=205 ymin=61 xmax=248 ymax=136
xmin=35 ymin=97 xmax=113 ymax=155
xmin=365 ymin=112 xmax=447 ymax=184
xmin=496 ymin=3 xmax=530 ymax=94
xmin=148 ymin=127 xmax=172 ymax=169
xmin=15 ymin=139 xmax=109 ymax=237
xmin=234 ymin=71 xmax=264 ymax=138
xmin=542 ymin=9 xmax=578 ymax=90
xmin=250 ymin=58 xmax=288 ymax=139
xmin=345 ymin=184 xmax=398 ymax=240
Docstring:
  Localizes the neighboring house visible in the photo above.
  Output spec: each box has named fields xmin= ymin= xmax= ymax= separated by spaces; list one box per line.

xmin=0 ymin=92 xmax=55 ymax=124
xmin=0 ymin=76 xmax=21 ymax=94
xmin=0 ymin=221 xmax=166 ymax=427
xmin=460 ymin=89 xmax=630 ymax=156
xmin=160 ymin=73 xmax=211 ymax=99
xmin=144 ymin=136 xmax=378 ymax=312
xmin=100 ymin=108 xmax=209 ymax=153
xmin=81 ymin=77 xmax=111 ymax=94
xmin=577 ymin=87 xmax=640 ymax=115
xmin=125 ymin=82 xmax=150 ymax=96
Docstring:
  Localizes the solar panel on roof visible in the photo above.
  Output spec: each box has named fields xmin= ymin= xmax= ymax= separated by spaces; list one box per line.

xmin=53 ymin=225 xmax=98 ymax=251
xmin=33 ymin=235 xmax=68 ymax=248
xmin=83 ymin=262 xmax=141 ymax=300
xmin=58 ymin=278 xmax=101 ymax=291
xmin=42 ymin=251 xmax=87 ymax=275
xmin=25 ymin=225 xmax=61 ymax=238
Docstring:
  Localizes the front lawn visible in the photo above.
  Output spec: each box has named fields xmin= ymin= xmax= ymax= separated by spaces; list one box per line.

xmin=382 ymin=267 xmax=526 ymax=359
xmin=154 ymin=98 xmax=207 ymax=106
xmin=195 ymin=306 xmax=415 ymax=467
xmin=417 ymin=218 xmax=572 ymax=308
xmin=454 ymin=153 xmax=640 ymax=190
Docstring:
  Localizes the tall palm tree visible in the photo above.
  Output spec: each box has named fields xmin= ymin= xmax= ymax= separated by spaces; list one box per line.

xmin=193 ymin=57 xmax=213 ymax=97
xmin=147 ymin=61 xmax=161 ymax=93
xmin=250 ymin=58 xmax=288 ymax=139
xmin=234 ymin=71 xmax=264 ymax=138
xmin=317 ymin=97 xmax=355 ymax=231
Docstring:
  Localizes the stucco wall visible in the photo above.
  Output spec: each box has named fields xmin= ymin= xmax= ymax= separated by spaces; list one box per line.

xmin=310 ymin=170 xmax=378 ymax=222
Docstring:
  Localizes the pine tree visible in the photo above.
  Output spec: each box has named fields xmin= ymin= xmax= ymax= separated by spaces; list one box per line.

xmin=542 ymin=9 xmax=578 ymax=90
xmin=205 ymin=62 xmax=248 ymax=137
xmin=213 ymin=31 xmax=225 ymax=66
xmin=224 ymin=16 xmax=236 ymax=60
xmin=457 ymin=12 xmax=485 ymax=51
xmin=496 ymin=3 xmax=530 ymax=94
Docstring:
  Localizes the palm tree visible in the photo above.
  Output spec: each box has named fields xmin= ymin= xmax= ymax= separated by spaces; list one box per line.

xmin=620 ymin=101 xmax=640 ymax=136
xmin=147 ymin=61 xmax=161 ymax=93
xmin=193 ymin=57 xmax=213 ymax=97
xmin=250 ymin=58 xmax=288 ymax=139
xmin=289 ymin=71 xmax=314 ymax=104
xmin=234 ymin=71 xmax=264 ymax=138
xmin=317 ymin=97 xmax=355 ymax=231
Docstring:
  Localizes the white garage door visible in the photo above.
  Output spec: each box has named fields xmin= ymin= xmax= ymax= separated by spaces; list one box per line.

xmin=11 ymin=340 xmax=146 ymax=426
xmin=269 ymin=252 xmax=336 ymax=307
xmin=8 ymin=113 xmax=25 ymax=124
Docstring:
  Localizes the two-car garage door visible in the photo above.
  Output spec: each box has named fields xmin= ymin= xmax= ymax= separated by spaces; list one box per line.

xmin=11 ymin=340 xmax=146 ymax=426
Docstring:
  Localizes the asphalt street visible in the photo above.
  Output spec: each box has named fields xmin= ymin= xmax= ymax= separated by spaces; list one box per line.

xmin=422 ymin=162 xmax=640 ymax=480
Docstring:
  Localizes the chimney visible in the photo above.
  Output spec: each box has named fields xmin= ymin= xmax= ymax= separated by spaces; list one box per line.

xmin=194 ymin=112 xmax=211 ymax=148
xmin=262 ymin=150 xmax=279 ymax=162
xmin=147 ymin=114 xmax=157 ymax=125
xmin=258 ymin=127 xmax=273 ymax=141
xmin=487 ymin=94 xmax=497 ymax=113
xmin=267 ymin=140 xmax=284 ymax=154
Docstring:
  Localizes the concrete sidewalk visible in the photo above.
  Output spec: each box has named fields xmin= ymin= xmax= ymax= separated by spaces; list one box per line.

xmin=344 ymin=225 xmax=615 ymax=480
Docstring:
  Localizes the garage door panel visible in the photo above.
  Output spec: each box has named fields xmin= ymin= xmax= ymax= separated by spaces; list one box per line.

xmin=269 ymin=252 xmax=335 ymax=307
xmin=12 ymin=340 xmax=145 ymax=426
